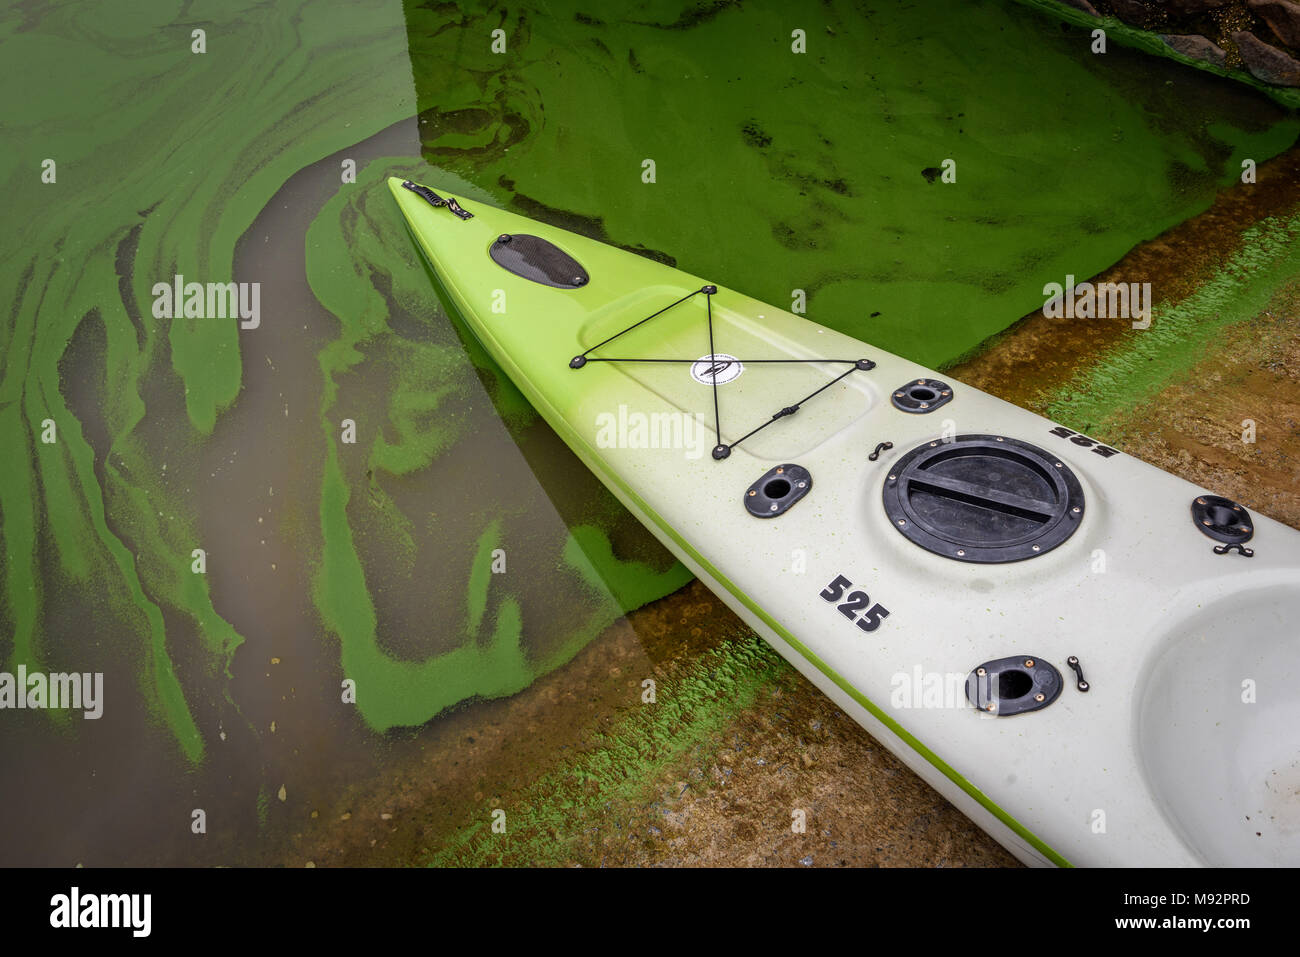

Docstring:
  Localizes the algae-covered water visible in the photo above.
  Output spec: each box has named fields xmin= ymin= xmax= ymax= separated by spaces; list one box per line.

xmin=0 ymin=0 xmax=1296 ymax=865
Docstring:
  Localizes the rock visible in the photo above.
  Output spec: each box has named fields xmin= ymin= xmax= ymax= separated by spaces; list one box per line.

xmin=1109 ymin=0 xmax=1159 ymax=27
xmin=1161 ymin=34 xmax=1228 ymax=67
xmin=1060 ymin=0 xmax=1100 ymax=15
xmin=1233 ymin=30 xmax=1300 ymax=85
xmin=1164 ymin=0 xmax=1230 ymax=12
xmin=1248 ymin=0 xmax=1300 ymax=49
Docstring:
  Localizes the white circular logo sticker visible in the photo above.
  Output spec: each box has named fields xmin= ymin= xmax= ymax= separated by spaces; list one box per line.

xmin=690 ymin=353 xmax=744 ymax=385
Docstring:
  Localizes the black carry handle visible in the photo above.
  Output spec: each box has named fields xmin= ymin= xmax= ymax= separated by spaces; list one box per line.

xmin=401 ymin=180 xmax=473 ymax=220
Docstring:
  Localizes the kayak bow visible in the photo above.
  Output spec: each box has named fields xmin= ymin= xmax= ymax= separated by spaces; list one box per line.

xmin=390 ymin=176 xmax=1300 ymax=868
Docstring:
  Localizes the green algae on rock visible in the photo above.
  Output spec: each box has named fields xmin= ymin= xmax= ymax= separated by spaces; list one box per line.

xmin=1010 ymin=0 xmax=1300 ymax=107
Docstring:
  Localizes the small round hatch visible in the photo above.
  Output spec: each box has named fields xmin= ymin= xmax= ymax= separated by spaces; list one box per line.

xmin=891 ymin=378 xmax=953 ymax=413
xmin=744 ymin=464 xmax=811 ymax=518
xmin=1190 ymin=494 xmax=1253 ymax=544
xmin=966 ymin=656 xmax=1063 ymax=716
xmin=882 ymin=435 xmax=1084 ymax=563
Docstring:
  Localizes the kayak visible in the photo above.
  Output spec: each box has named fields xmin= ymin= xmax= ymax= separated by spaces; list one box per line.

xmin=388 ymin=176 xmax=1300 ymax=868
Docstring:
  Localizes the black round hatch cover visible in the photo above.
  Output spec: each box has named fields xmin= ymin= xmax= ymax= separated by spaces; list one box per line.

xmin=882 ymin=435 xmax=1084 ymax=563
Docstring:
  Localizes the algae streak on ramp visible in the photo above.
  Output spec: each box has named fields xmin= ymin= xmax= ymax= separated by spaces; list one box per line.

xmin=425 ymin=628 xmax=786 ymax=867
xmin=1044 ymin=213 xmax=1300 ymax=436
xmin=305 ymin=157 xmax=691 ymax=732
